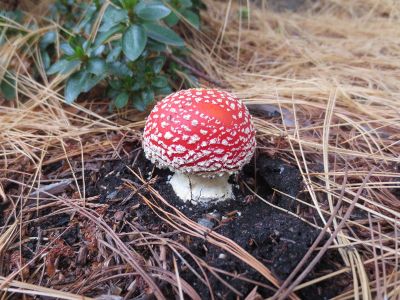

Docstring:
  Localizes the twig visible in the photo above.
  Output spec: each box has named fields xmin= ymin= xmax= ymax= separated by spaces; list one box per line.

xmin=164 ymin=52 xmax=226 ymax=88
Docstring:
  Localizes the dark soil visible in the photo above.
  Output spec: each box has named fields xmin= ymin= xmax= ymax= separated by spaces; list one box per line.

xmin=83 ymin=148 xmax=350 ymax=299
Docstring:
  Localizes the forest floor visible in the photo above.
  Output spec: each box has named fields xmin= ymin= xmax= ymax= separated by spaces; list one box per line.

xmin=1 ymin=0 xmax=400 ymax=299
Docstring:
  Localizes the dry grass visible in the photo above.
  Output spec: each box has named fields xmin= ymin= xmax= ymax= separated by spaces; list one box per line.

xmin=1 ymin=0 xmax=400 ymax=299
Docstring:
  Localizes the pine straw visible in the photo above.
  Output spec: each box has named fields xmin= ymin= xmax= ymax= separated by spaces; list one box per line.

xmin=1 ymin=0 xmax=400 ymax=299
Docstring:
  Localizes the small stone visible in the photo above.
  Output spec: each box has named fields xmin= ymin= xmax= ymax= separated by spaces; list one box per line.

xmin=197 ymin=218 xmax=214 ymax=229
xmin=106 ymin=190 xmax=118 ymax=199
xmin=218 ymin=253 xmax=227 ymax=259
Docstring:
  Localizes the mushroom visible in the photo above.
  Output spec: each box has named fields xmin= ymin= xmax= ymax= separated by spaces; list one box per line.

xmin=142 ymin=88 xmax=256 ymax=204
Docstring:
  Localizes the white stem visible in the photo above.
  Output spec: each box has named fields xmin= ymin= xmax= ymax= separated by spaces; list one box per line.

xmin=169 ymin=172 xmax=233 ymax=204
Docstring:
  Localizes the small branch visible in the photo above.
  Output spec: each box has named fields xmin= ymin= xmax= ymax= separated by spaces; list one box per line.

xmin=164 ymin=52 xmax=226 ymax=88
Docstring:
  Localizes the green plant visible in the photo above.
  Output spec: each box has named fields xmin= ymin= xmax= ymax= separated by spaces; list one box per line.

xmin=0 ymin=9 xmax=25 ymax=100
xmin=41 ymin=0 xmax=203 ymax=110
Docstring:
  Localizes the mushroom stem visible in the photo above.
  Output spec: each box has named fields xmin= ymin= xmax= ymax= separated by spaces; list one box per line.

xmin=169 ymin=172 xmax=233 ymax=204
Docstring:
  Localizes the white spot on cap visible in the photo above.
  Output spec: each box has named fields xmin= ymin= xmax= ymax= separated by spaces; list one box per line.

xmin=188 ymin=134 xmax=200 ymax=144
xmin=200 ymin=129 xmax=208 ymax=135
xmin=164 ymin=132 xmax=173 ymax=140
xmin=175 ymin=145 xmax=186 ymax=153
xmin=161 ymin=121 xmax=168 ymax=128
xmin=191 ymin=119 xmax=199 ymax=126
xmin=183 ymin=114 xmax=191 ymax=120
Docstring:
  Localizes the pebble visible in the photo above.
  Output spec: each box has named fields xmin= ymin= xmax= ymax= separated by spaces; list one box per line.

xmin=106 ymin=190 xmax=118 ymax=199
xmin=197 ymin=218 xmax=214 ymax=229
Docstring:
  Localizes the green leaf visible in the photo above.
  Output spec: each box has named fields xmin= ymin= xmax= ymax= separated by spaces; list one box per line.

xmin=95 ymin=24 xmax=124 ymax=46
xmin=123 ymin=0 xmax=137 ymax=10
xmin=40 ymin=31 xmax=56 ymax=50
xmin=41 ymin=50 xmax=51 ymax=70
xmin=91 ymin=45 xmax=105 ymax=56
xmin=83 ymin=74 xmax=105 ymax=92
xmin=142 ymin=89 xmax=154 ymax=105
xmin=143 ymin=23 xmax=185 ymax=46
xmin=132 ymin=75 xmax=146 ymax=90
xmin=87 ymin=58 xmax=106 ymax=76
xmin=76 ymin=4 xmax=97 ymax=33
xmin=109 ymin=79 xmax=122 ymax=90
xmin=155 ymin=85 xmax=172 ymax=95
xmin=149 ymin=56 xmax=165 ymax=73
xmin=60 ymin=42 xmax=75 ymax=56
xmin=114 ymin=0 xmax=126 ymax=8
xmin=0 ymin=9 xmax=24 ymax=23
xmin=164 ymin=11 xmax=179 ymax=27
xmin=183 ymin=9 xmax=200 ymax=29
xmin=106 ymin=46 xmax=122 ymax=62
xmin=0 ymin=74 xmax=16 ymax=100
xmin=99 ymin=6 xmax=128 ymax=32
xmin=107 ymin=61 xmax=133 ymax=76
xmin=180 ymin=0 xmax=192 ymax=8
xmin=62 ymin=60 xmax=81 ymax=74
xmin=135 ymin=89 xmax=154 ymax=111
xmin=71 ymin=46 xmax=85 ymax=60
xmin=114 ymin=92 xmax=129 ymax=108
xmin=64 ymin=70 xmax=87 ymax=103
xmin=130 ymin=81 xmax=142 ymax=91
xmin=122 ymin=25 xmax=147 ymax=61
xmin=152 ymin=75 xmax=168 ymax=88
xmin=147 ymin=40 xmax=167 ymax=52
xmin=135 ymin=1 xmax=171 ymax=21
xmin=82 ymin=40 xmax=91 ymax=52
xmin=46 ymin=59 xmax=70 ymax=75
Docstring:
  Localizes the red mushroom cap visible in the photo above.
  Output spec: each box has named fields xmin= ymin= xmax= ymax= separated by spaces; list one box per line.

xmin=142 ymin=88 xmax=256 ymax=177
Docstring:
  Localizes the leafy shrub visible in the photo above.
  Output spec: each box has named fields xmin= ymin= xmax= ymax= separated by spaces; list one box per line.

xmin=1 ymin=0 xmax=203 ymax=110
